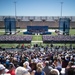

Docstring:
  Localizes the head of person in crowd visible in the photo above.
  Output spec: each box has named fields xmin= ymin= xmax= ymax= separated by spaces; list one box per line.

xmin=49 ymin=60 xmax=53 ymax=66
xmin=65 ymin=61 xmax=75 ymax=75
xmin=49 ymin=69 xmax=60 ymax=75
xmin=36 ymin=63 xmax=43 ymax=69
xmin=36 ymin=63 xmax=43 ymax=72
xmin=35 ymin=63 xmax=46 ymax=75
xmin=45 ymin=61 xmax=49 ymax=66
xmin=0 ymin=64 xmax=6 ymax=74
xmin=66 ymin=61 xmax=74 ymax=68
xmin=7 ymin=63 xmax=15 ymax=75
xmin=9 ymin=63 xmax=15 ymax=69
xmin=66 ymin=67 xmax=75 ymax=75
xmin=43 ymin=61 xmax=53 ymax=75
xmin=36 ymin=67 xmax=42 ymax=73
xmin=15 ymin=66 xmax=30 ymax=75
xmin=23 ymin=61 xmax=31 ymax=71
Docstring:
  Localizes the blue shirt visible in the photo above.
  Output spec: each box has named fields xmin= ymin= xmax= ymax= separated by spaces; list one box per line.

xmin=35 ymin=71 xmax=45 ymax=75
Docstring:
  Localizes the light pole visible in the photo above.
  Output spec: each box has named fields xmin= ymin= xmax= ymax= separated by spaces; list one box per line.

xmin=14 ymin=1 xmax=17 ymax=18
xmin=60 ymin=2 xmax=63 ymax=17
xmin=14 ymin=1 xmax=17 ymax=33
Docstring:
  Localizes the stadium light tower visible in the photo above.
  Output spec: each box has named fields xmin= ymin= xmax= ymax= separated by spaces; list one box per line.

xmin=60 ymin=2 xmax=63 ymax=17
xmin=14 ymin=1 xmax=17 ymax=33
xmin=14 ymin=1 xmax=17 ymax=18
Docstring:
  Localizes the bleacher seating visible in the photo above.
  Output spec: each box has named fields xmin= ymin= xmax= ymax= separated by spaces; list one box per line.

xmin=0 ymin=16 xmax=75 ymax=29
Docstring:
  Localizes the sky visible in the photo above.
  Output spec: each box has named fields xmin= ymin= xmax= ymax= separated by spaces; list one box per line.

xmin=0 ymin=0 xmax=75 ymax=16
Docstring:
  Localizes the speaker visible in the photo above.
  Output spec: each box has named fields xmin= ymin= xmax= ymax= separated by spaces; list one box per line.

xmin=59 ymin=18 xmax=70 ymax=35
xmin=4 ymin=18 xmax=16 ymax=34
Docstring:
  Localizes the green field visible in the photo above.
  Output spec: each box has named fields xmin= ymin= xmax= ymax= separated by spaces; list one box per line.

xmin=70 ymin=29 xmax=75 ymax=35
xmin=0 ymin=44 xmax=19 ymax=48
xmin=0 ymin=29 xmax=75 ymax=48
xmin=32 ymin=35 xmax=42 ymax=41
xmin=0 ymin=32 xmax=5 ymax=35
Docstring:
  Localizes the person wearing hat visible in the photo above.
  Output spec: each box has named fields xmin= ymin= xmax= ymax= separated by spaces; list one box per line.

xmin=0 ymin=64 xmax=5 ymax=74
xmin=0 ymin=64 xmax=9 ymax=75
xmin=15 ymin=66 xmax=30 ymax=75
xmin=23 ymin=61 xmax=31 ymax=72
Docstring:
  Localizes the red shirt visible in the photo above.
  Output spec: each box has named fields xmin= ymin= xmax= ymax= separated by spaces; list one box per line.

xmin=7 ymin=69 xmax=15 ymax=75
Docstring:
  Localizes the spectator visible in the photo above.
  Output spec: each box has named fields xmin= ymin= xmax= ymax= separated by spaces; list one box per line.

xmin=65 ymin=67 xmax=74 ymax=75
xmin=65 ymin=61 xmax=74 ymax=75
xmin=7 ymin=63 xmax=15 ymax=75
xmin=55 ymin=59 xmax=62 ymax=72
xmin=49 ymin=69 xmax=60 ymax=75
xmin=43 ymin=61 xmax=53 ymax=75
xmin=34 ymin=63 xmax=46 ymax=75
xmin=15 ymin=66 xmax=30 ymax=75
xmin=23 ymin=61 xmax=31 ymax=72
xmin=0 ymin=64 xmax=9 ymax=75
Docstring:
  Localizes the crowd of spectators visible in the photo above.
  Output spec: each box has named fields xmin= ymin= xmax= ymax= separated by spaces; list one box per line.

xmin=0 ymin=44 xmax=75 ymax=75
xmin=0 ymin=35 xmax=75 ymax=43
xmin=0 ymin=35 xmax=32 ymax=42
xmin=43 ymin=35 xmax=75 ymax=42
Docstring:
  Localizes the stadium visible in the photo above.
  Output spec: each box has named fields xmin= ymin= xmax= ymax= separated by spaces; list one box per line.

xmin=0 ymin=0 xmax=75 ymax=75
xmin=0 ymin=16 xmax=75 ymax=48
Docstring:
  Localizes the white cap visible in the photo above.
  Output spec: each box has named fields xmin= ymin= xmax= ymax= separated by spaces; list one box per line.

xmin=0 ymin=64 xmax=5 ymax=70
xmin=15 ymin=66 xmax=29 ymax=75
xmin=23 ymin=61 xmax=29 ymax=66
xmin=23 ymin=61 xmax=31 ymax=71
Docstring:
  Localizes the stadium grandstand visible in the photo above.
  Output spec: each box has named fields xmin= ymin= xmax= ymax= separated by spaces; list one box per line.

xmin=0 ymin=16 xmax=75 ymax=29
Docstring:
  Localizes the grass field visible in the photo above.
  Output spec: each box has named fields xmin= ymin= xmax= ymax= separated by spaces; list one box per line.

xmin=0 ymin=29 xmax=75 ymax=48
xmin=0 ymin=32 xmax=5 ymax=35
xmin=70 ymin=29 xmax=75 ymax=35
xmin=0 ymin=44 xmax=19 ymax=48
xmin=32 ymin=35 xmax=42 ymax=41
